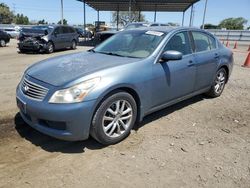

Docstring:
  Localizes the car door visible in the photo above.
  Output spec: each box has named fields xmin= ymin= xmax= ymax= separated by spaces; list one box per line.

xmin=191 ymin=31 xmax=219 ymax=91
xmin=151 ymin=31 xmax=196 ymax=108
xmin=52 ymin=26 xmax=65 ymax=49
xmin=62 ymin=26 xmax=72 ymax=47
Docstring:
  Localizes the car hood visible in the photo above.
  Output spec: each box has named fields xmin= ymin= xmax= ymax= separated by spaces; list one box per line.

xmin=26 ymin=52 xmax=140 ymax=86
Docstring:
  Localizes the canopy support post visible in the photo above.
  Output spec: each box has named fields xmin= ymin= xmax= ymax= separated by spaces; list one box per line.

xmin=138 ymin=11 xmax=141 ymax=22
xmin=154 ymin=5 xmax=157 ymax=22
xmin=189 ymin=4 xmax=194 ymax=27
xmin=83 ymin=0 xmax=86 ymax=41
xmin=116 ymin=7 xmax=119 ymax=31
xmin=202 ymin=0 xmax=208 ymax=29
xmin=182 ymin=11 xmax=185 ymax=26
xmin=97 ymin=10 xmax=99 ymax=31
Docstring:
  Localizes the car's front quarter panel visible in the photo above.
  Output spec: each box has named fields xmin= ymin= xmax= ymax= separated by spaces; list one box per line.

xmin=79 ymin=58 xmax=156 ymax=121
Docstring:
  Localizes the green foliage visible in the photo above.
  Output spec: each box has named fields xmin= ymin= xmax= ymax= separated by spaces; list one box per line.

xmin=38 ymin=19 xmax=48 ymax=25
xmin=15 ymin=13 xmax=29 ymax=25
xmin=202 ymin=23 xmax=219 ymax=29
xmin=57 ymin=19 xmax=67 ymax=25
xmin=218 ymin=17 xmax=247 ymax=30
xmin=0 ymin=3 xmax=14 ymax=24
xmin=112 ymin=11 xmax=146 ymax=26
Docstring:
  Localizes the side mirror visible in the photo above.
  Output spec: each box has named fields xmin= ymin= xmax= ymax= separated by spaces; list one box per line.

xmin=160 ymin=50 xmax=183 ymax=62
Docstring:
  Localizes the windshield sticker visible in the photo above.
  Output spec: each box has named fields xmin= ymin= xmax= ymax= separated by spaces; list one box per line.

xmin=145 ymin=31 xmax=164 ymax=36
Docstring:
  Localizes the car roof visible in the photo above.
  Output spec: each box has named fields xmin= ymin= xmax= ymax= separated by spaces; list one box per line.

xmin=129 ymin=26 xmax=211 ymax=35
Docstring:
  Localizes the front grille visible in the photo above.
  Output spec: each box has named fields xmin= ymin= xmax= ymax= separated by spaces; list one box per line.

xmin=21 ymin=77 xmax=48 ymax=101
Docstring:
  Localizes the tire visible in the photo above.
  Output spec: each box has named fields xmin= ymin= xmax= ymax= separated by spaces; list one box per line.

xmin=18 ymin=49 xmax=26 ymax=53
xmin=91 ymin=92 xmax=137 ymax=145
xmin=71 ymin=40 xmax=77 ymax=50
xmin=205 ymin=68 xmax=227 ymax=98
xmin=46 ymin=42 xmax=54 ymax=54
xmin=0 ymin=39 xmax=6 ymax=47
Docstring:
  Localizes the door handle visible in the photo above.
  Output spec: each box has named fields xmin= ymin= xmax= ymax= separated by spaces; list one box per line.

xmin=214 ymin=53 xmax=219 ymax=59
xmin=188 ymin=60 xmax=195 ymax=67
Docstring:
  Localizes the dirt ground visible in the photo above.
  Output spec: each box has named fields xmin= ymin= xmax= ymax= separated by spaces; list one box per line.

xmin=0 ymin=40 xmax=249 ymax=188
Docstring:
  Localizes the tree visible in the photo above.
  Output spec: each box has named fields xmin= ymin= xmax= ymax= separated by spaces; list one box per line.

xmin=57 ymin=19 xmax=67 ymax=25
xmin=0 ymin=3 xmax=14 ymax=24
xmin=112 ymin=11 xmax=146 ymax=26
xmin=218 ymin=17 xmax=247 ymax=30
xmin=15 ymin=13 xmax=29 ymax=25
xmin=38 ymin=19 xmax=48 ymax=25
xmin=202 ymin=23 xmax=219 ymax=29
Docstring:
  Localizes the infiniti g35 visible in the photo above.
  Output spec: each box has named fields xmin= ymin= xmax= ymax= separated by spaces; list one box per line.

xmin=16 ymin=27 xmax=233 ymax=145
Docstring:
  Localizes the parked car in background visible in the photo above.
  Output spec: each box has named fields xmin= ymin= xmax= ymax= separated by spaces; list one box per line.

xmin=18 ymin=25 xmax=79 ymax=53
xmin=94 ymin=30 xmax=118 ymax=44
xmin=123 ymin=22 xmax=168 ymax=30
xmin=75 ymin=27 xmax=93 ymax=38
xmin=94 ymin=22 xmax=169 ymax=44
xmin=0 ymin=30 xmax=10 ymax=47
xmin=16 ymin=27 xmax=233 ymax=145
xmin=3 ymin=27 xmax=20 ymax=38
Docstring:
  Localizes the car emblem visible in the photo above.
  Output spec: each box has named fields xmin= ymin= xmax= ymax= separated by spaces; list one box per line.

xmin=24 ymin=85 xmax=29 ymax=93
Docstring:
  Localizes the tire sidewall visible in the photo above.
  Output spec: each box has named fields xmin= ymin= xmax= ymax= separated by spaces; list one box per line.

xmin=91 ymin=92 xmax=137 ymax=145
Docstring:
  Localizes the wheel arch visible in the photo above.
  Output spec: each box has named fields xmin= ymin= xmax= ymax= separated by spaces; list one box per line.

xmin=92 ymin=86 xmax=142 ymax=125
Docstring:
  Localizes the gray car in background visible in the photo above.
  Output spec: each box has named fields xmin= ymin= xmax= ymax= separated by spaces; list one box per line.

xmin=18 ymin=25 xmax=79 ymax=53
xmin=16 ymin=27 xmax=233 ymax=145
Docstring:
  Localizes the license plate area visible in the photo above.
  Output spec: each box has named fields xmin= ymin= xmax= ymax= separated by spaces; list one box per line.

xmin=17 ymin=97 xmax=26 ymax=114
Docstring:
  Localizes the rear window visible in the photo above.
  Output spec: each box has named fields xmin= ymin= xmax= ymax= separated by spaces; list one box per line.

xmin=192 ymin=31 xmax=217 ymax=52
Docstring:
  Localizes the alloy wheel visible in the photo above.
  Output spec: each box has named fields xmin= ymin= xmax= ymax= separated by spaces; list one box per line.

xmin=102 ymin=100 xmax=133 ymax=138
xmin=214 ymin=70 xmax=226 ymax=94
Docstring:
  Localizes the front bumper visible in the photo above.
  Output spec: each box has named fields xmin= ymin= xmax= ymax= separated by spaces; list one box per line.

xmin=18 ymin=40 xmax=48 ymax=52
xmin=16 ymin=81 xmax=97 ymax=141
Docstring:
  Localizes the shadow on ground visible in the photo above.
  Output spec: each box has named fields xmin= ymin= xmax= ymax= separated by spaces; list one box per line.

xmin=14 ymin=113 xmax=104 ymax=154
xmin=14 ymin=94 xmax=206 ymax=153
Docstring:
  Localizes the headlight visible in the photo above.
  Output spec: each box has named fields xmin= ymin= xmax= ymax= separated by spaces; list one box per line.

xmin=49 ymin=77 xmax=100 ymax=103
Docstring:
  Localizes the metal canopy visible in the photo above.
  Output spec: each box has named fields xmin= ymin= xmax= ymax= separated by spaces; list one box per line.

xmin=77 ymin=0 xmax=200 ymax=12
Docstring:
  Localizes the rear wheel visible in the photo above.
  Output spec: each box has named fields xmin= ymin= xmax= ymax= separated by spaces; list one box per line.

xmin=71 ymin=40 xmax=77 ymax=50
xmin=0 ymin=39 xmax=6 ymax=47
xmin=91 ymin=92 xmax=137 ymax=145
xmin=205 ymin=68 xmax=227 ymax=98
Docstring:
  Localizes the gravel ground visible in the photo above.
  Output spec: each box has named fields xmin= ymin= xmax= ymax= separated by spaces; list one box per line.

xmin=0 ymin=39 xmax=249 ymax=188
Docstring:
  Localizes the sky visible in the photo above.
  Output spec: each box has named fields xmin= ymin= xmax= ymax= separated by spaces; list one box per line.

xmin=1 ymin=0 xmax=250 ymax=27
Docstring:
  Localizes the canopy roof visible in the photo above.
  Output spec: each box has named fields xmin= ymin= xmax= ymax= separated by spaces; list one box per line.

xmin=77 ymin=0 xmax=200 ymax=12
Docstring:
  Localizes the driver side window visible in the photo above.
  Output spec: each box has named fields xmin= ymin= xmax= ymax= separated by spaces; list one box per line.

xmin=164 ymin=31 xmax=192 ymax=56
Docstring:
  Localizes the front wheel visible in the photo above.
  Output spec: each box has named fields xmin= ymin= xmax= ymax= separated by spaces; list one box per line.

xmin=205 ymin=68 xmax=227 ymax=98
xmin=91 ymin=92 xmax=137 ymax=145
xmin=46 ymin=42 xmax=54 ymax=53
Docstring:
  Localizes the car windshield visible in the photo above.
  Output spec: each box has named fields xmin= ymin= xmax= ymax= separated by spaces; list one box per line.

xmin=29 ymin=26 xmax=54 ymax=33
xmin=94 ymin=30 xmax=166 ymax=58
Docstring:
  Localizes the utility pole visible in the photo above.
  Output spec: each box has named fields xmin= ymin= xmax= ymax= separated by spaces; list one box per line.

xmin=13 ymin=3 xmax=16 ymax=15
xmin=61 ymin=0 xmax=64 ymax=25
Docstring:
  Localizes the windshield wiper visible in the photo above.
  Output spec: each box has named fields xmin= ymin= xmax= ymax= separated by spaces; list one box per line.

xmin=88 ymin=49 xmax=96 ymax=53
xmin=97 ymin=51 xmax=126 ymax=57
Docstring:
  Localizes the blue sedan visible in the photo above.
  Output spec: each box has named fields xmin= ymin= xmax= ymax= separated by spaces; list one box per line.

xmin=16 ymin=27 xmax=233 ymax=145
